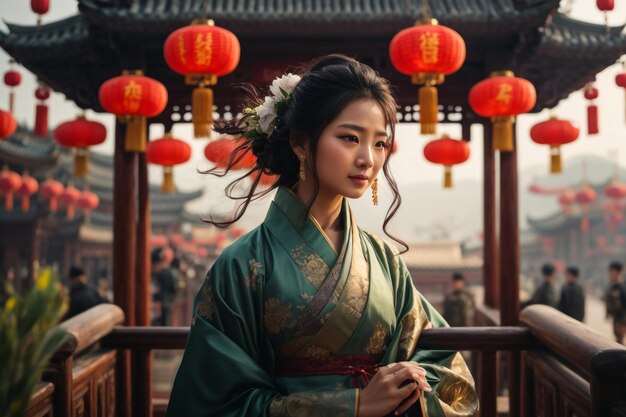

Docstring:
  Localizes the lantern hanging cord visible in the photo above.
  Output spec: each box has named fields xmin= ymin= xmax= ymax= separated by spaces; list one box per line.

xmin=421 ymin=0 xmax=432 ymax=20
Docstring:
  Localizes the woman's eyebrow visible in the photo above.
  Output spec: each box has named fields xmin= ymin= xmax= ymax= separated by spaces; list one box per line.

xmin=337 ymin=123 xmax=388 ymax=137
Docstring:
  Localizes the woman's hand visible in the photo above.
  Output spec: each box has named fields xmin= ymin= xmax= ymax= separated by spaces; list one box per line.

xmin=358 ymin=362 xmax=432 ymax=417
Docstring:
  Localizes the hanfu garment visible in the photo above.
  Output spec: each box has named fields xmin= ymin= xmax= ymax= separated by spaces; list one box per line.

xmin=167 ymin=187 xmax=478 ymax=417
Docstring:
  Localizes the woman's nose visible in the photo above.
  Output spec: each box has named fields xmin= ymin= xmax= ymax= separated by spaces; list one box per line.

xmin=356 ymin=147 xmax=374 ymax=168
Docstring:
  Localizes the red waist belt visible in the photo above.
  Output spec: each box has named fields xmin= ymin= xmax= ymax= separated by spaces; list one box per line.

xmin=274 ymin=353 xmax=384 ymax=388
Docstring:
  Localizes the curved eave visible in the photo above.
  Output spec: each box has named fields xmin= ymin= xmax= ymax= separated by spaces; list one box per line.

xmin=527 ymin=14 xmax=626 ymax=110
xmin=527 ymin=207 xmax=608 ymax=233
xmin=0 ymin=131 xmax=60 ymax=168
xmin=77 ymin=0 xmax=558 ymax=38
xmin=88 ymin=182 xmax=202 ymax=206
xmin=89 ymin=208 xmax=200 ymax=227
xmin=0 ymin=16 xmax=91 ymax=62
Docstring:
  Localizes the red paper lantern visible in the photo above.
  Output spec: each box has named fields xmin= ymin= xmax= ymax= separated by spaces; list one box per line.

xmin=147 ymin=134 xmax=192 ymax=193
xmin=40 ymin=179 xmax=64 ymax=212
xmin=17 ymin=173 xmax=38 ymax=213
xmin=583 ymin=83 xmax=599 ymax=135
xmin=204 ymin=136 xmax=256 ymax=170
xmin=54 ymin=116 xmax=107 ymax=177
xmin=0 ymin=110 xmax=17 ymax=139
xmin=530 ymin=117 xmax=579 ymax=173
xmin=615 ymin=69 xmax=626 ymax=123
xmin=423 ymin=135 xmax=470 ymax=188
xmin=575 ymin=186 xmax=596 ymax=205
xmin=597 ymin=0 xmax=615 ymax=27
xmin=605 ymin=179 xmax=626 ymax=200
xmin=3 ymin=70 xmax=20 ymax=87
xmin=0 ymin=168 xmax=22 ymax=211
xmin=59 ymin=184 xmax=80 ymax=220
xmin=150 ymin=234 xmax=168 ymax=248
xmin=4 ymin=65 xmax=21 ymax=113
xmin=99 ymin=72 xmax=168 ymax=152
xmin=31 ymin=0 xmax=49 ymax=26
xmin=469 ymin=71 xmax=536 ymax=152
xmin=34 ymin=84 xmax=51 ymax=137
xmin=597 ymin=0 xmax=615 ymax=10
xmin=170 ymin=234 xmax=185 ymax=246
xmin=164 ymin=19 xmax=240 ymax=138
xmin=77 ymin=189 xmax=99 ymax=214
xmin=389 ymin=21 xmax=466 ymax=134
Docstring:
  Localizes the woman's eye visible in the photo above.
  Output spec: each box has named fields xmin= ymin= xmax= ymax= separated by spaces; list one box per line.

xmin=341 ymin=135 xmax=359 ymax=143
xmin=376 ymin=140 xmax=390 ymax=149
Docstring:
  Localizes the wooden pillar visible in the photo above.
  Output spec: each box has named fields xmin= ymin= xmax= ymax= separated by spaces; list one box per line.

xmin=133 ymin=151 xmax=152 ymax=417
xmin=483 ymin=122 xmax=499 ymax=309
xmin=500 ymin=128 xmax=520 ymax=417
xmin=113 ymin=120 xmax=137 ymax=417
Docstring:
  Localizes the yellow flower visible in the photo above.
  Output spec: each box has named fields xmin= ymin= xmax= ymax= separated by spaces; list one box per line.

xmin=36 ymin=268 xmax=52 ymax=290
xmin=5 ymin=296 xmax=16 ymax=312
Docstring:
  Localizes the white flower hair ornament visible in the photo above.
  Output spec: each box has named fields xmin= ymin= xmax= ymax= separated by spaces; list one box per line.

xmin=243 ymin=73 xmax=301 ymax=141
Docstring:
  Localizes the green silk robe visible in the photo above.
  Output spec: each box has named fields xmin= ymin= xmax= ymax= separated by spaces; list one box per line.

xmin=167 ymin=187 xmax=478 ymax=417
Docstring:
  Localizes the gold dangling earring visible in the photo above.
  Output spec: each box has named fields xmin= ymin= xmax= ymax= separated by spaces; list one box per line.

xmin=371 ymin=178 xmax=378 ymax=206
xmin=299 ymin=158 xmax=306 ymax=181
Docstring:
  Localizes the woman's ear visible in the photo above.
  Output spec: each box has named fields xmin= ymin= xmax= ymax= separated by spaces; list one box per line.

xmin=289 ymin=133 xmax=309 ymax=161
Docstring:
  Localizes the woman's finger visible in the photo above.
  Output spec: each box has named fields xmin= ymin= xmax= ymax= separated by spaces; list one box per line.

xmin=394 ymin=385 xmax=421 ymax=415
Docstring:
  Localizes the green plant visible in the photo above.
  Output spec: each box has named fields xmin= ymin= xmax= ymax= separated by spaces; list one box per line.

xmin=0 ymin=268 xmax=68 ymax=417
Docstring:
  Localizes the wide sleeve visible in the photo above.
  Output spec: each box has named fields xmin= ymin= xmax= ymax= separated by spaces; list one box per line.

xmin=166 ymin=247 xmax=359 ymax=417
xmin=391 ymin=254 xmax=479 ymax=417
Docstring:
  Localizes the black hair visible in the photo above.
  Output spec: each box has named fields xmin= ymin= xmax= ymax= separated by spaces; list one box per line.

xmin=69 ymin=266 xmax=85 ymax=279
xmin=206 ymin=54 xmax=406 ymax=251
xmin=151 ymin=248 xmax=164 ymax=264
xmin=566 ymin=266 xmax=579 ymax=278
xmin=452 ymin=272 xmax=464 ymax=282
xmin=541 ymin=263 xmax=555 ymax=277
xmin=609 ymin=261 xmax=624 ymax=273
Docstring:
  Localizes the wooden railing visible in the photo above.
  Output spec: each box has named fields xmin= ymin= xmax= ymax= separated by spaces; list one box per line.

xmin=25 ymin=303 xmax=626 ymax=417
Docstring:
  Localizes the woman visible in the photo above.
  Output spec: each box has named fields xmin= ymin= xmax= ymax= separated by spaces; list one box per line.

xmin=166 ymin=55 xmax=478 ymax=417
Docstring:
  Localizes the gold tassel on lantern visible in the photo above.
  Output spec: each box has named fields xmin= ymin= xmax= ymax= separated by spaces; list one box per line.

xmin=125 ymin=115 xmax=147 ymax=152
xmin=492 ymin=116 xmax=514 ymax=152
xmin=162 ymin=166 xmax=174 ymax=193
xmin=74 ymin=148 xmax=89 ymax=177
xmin=192 ymin=84 xmax=214 ymax=138
xmin=443 ymin=165 xmax=453 ymax=188
xmin=550 ymin=146 xmax=562 ymax=174
xmin=413 ymin=74 xmax=443 ymax=135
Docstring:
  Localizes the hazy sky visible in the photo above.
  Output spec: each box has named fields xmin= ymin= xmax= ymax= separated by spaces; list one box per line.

xmin=0 ymin=0 xmax=625 ymax=227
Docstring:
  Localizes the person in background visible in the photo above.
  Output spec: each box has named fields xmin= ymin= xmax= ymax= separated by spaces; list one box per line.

xmin=521 ymin=263 xmax=557 ymax=309
xmin=97 ymin=270 xmax=113 ymax=303
xmin=605 ymin=261 xmax=626 ymax=344
xmin=443 ymin=272 xmax=475 ymax=327
xmin=151 ymin=248 xmax=179 ymax=326
xmin=557 ymin=266 xmax=585 ymax=321
xmin=66 ymin=266 xmax=105 ymax=319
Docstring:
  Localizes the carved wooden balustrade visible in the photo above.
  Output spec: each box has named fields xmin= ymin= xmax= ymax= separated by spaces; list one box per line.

xmin=25 ymin=304 xmax=626 ymax=417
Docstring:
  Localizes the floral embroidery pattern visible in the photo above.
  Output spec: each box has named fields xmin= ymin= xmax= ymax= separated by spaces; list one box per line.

xmin=245 ymin=259 xmax=262 ymax=292
xmin=365 ymin=322 xmax=387 ymax=355
xmin=341 ymin=256 xmax=368 ymax=318
xmin=398 ymin=307 xmax=420 ymax=360
xmin=291 ymin=244 xmax=329 ymax=289
xmin=196 ymin=280 xmax=216 ymax=321
xmin=264 ymin=298 xmax=292 ymax=334
xmin=268 ymin=391 xmax=352 ymax=417
xmin=302 ymin=345 xmax=330 ymax=359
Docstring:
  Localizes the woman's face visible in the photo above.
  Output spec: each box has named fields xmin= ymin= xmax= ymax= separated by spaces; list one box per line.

xmin=312 ymin=98 xmax=390 ymax=200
